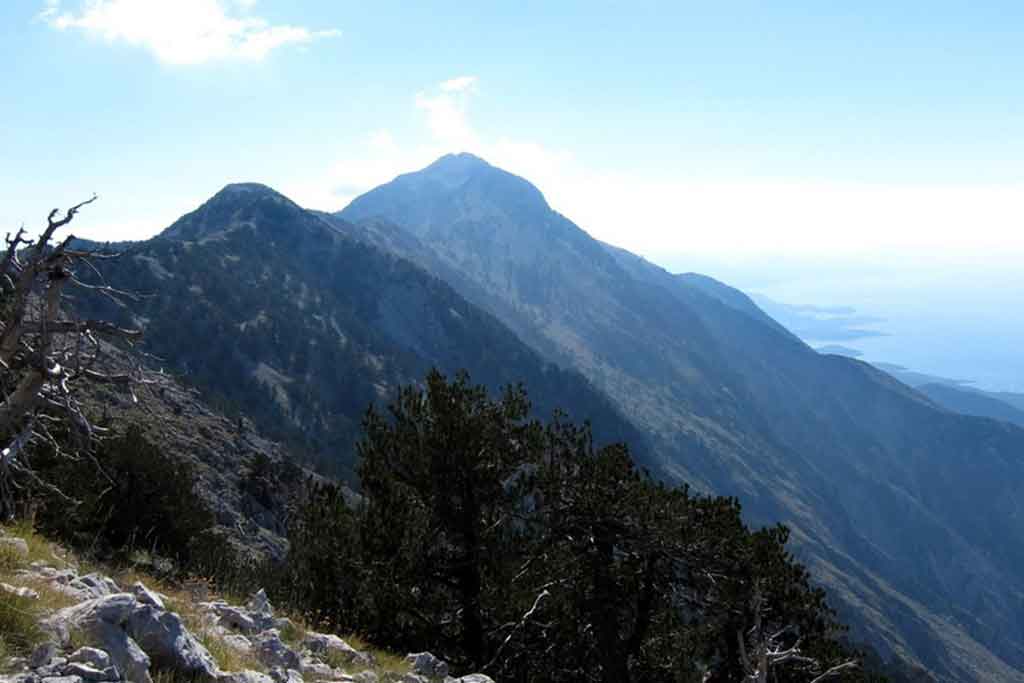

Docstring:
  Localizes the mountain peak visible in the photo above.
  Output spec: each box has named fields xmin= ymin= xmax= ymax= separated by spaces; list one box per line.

xmin=341 ymin=153 xmax=552 ymax=232
xmin=212 ymin=182 xmax=288 ymax=201
xmin=159 ymin=182 xmax=304 ymax=241
xmin=424 ymin=152 xmax=491 ymax=172
xmin=414 ymin=152 xmax=496 ymax=191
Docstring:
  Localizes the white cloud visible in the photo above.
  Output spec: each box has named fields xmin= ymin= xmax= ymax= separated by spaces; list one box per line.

xmin=414 ymin=88 xmax=478 ymax=151
xmin=290 ymin=77 xmax=1024 ymax=264
xmin=42 ymin=0 xmax=340 ymax=65
xmin=439 ymin=75 xmax=477 ymax=93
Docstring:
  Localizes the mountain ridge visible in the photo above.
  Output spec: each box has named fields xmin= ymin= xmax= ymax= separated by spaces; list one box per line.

xmin=336 ymin=155 xmax=1024 ymax=682
xmin=72 ymin=179 xmax=649 ymax=485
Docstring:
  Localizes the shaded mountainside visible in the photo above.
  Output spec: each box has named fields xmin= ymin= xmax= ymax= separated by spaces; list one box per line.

xmin=338 ymin=154 xmax=1024 ymax=681
xmin=865 ymin=361 xmax=1024 ymax=427
xmin=916 ymin=383 xmax=1024 ymax=428
xmin=73 ymin=344 xmax=303 ymax=562
xmin=72 ymin=183 xmax=646 ymax=482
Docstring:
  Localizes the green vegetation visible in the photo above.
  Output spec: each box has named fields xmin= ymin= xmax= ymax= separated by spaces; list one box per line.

xmin=264 ymin=370 xmax=876 ymax=682
xmin=0 ymin=591 xmax=44 ymax=659
xmin=0 ymin=526 xmax=54 ymax=661
xmin=30 ymin=425 xmax=215 ymax=568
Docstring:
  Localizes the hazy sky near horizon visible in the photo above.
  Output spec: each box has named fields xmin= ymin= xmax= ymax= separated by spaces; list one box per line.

xmin=3 ymin=1 xmax=1024 ymax=267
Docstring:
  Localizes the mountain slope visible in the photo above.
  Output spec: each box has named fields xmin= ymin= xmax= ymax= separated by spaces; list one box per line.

xmin=866 ymin=361 xmax=1024 ymax=426
xmin=916 ymin=383 xmax=1024 ymax=427
xmin=73 ymin=182 xmax=645 ymax=482
xmin=337 ymin=154 xmax=1024 ymax=681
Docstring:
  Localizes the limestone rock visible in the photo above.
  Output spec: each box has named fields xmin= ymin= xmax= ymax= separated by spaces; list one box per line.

xmin=67 ymin=648 xmax=112 ymax=671
xmin=222 ymin=634 xmax=254 ymax=655
xmin=127 ymin=605 xmax=219 ymax=681
xmin=30 ymin=642 xmax=59 ymax=669
xmin=405 ymin=653 xmax=448 ymax=679
xmin=65 ymin=574 xmax=120 ymax=601
xmin=267 ymin=669 xmax=303 ymax=683
xmin=131 ymin=583 xmax=166 ymax=611
xmin=245 ymin=590 xmax=276 ymax=631
xmin=2 ymin=583 xmax=39 ymax=600
xmin=303 ymin=633 xmax=370 ymax=667
xmin=217 ymin=672 xmax=275 ymax=683
xmin=300 ymin=657 xmax=338 ymax=678
xmin=252 ymin=631 xmax=300 ymax=671
xmin=211 ymin=604 xmax=257 ymax=634
xmin=87 ymin=621 xmax=150 ymax=683
xmin=60 ymin=663 xmax=118 ymax=682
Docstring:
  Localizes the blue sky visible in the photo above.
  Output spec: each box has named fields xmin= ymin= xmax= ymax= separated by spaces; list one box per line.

xmin=3 ymin=1 xmax=1024 ymax=264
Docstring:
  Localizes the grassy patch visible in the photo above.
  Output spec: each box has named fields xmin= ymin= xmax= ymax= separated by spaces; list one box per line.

xmin=67 ymin=626 xmax=92 ymax=652
xmin=0 ymin=590 xmax=46 ymax=657
xmin=277 ymin=617 xmax=306 ymax=648
xmin=342 ymin=635 xmax=410 ymax=675
xmin=0 ymin=525 xmax=52 ymax=661
xmin=0 ymin=543 xmax=23 ymax=573
xmin=2 ymin=520 xmax=69 ymax=568
xmin=14 ymin=577 xmax=79 ymax=612
xmin=196 ymin=630 xmax=264 ymax=673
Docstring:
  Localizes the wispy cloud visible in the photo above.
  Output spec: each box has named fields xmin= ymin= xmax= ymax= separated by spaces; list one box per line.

xmin=41 ymin=0 xmax=340 ymax=65
xmin=414 ymin=85 xmax=478 ymax=151
xmin=439 ymin=75 xmax=477 ymax=93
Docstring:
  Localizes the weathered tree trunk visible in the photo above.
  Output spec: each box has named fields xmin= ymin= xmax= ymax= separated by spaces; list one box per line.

xmin=0 ymin=196 xmax=142 ymax=518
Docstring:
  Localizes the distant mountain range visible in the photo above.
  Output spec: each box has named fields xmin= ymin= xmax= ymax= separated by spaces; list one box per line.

xmin=75 ymin=154 xmax=1024 ymax=681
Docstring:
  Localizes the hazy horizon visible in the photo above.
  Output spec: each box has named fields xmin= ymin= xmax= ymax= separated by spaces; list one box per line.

xmin=654 ymin=253 xmax=1023 ymax=393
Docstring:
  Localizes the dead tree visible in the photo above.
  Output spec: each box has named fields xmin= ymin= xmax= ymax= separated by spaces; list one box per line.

xmin=0 ymin=197 xmax=142 ymax=518
xmin=737 ymin=585 xmax=859 ymax=683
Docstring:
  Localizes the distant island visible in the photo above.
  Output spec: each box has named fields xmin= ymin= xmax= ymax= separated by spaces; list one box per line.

xmin=816 ymin=344 xmax=863 ymax=358
xmin=751 ymin=295 xmax=888 ymax=342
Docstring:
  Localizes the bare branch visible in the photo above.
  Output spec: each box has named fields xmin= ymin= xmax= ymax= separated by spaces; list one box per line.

xmin=809 ymin=661 xmax=859 ymax=683
xmin=22 ymin=320 xmax=142 ymax=338
xmin=485 ymin=588 xmax=550 ymax=671
xmin=40 ymin=195 xmax=98 ymax=248
xmin=0 ymin=195 xmax=144 ymax=518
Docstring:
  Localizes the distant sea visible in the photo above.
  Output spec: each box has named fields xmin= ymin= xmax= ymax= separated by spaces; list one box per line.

xmin=658 ymin=254 xmax=1024 ymax=393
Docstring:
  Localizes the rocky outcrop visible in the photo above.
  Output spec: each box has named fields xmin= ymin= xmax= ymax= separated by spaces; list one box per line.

xmin=1 ymin=532 xmax=496 ymax=683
